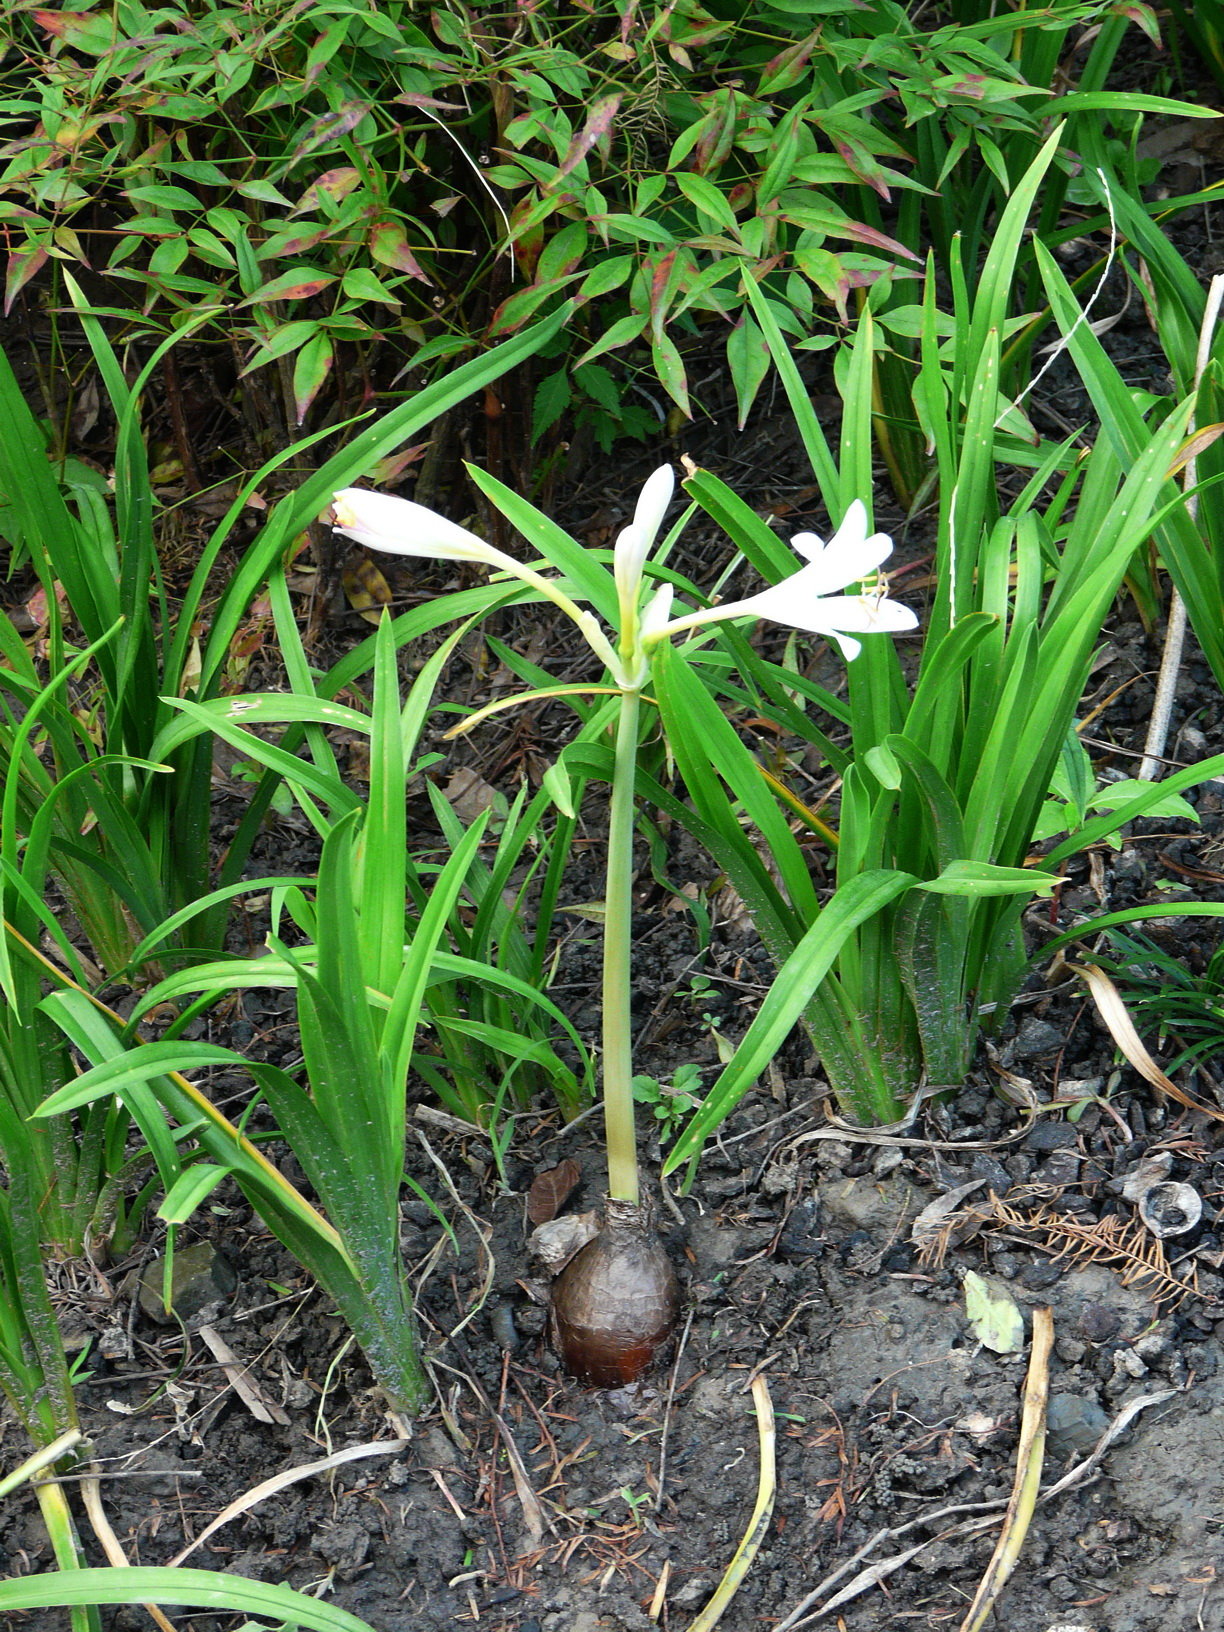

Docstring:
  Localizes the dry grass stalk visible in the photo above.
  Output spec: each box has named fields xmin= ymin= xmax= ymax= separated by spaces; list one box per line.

xmin=957 ymin=1307 xmax=1053 ymax=1632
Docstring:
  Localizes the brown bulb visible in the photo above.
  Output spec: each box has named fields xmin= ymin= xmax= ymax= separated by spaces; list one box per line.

xmin=549 ymin=1196 xmax=681 ymax=1387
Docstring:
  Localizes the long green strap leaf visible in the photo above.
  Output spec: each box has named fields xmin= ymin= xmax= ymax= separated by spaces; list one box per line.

xmin=0 ymin=1568 xmax=380 ymax=1630
xmin=662 ymin=869 xmax=917 ymax=1175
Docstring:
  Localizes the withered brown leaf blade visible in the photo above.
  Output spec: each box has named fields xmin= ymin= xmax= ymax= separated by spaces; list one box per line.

xmin=527 ymin=1158 xmax=581 ymax=1225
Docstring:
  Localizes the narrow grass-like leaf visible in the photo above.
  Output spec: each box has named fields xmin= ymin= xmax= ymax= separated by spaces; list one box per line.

xmin=0 ymin=1567 xmax=381 ymax=1630
xmin=663 ymin=869 xmax=918 ymax=1175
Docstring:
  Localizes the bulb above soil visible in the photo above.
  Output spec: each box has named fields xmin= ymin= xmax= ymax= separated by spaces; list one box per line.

xmin=549 ymin=1196 xmax=681 ymax=1387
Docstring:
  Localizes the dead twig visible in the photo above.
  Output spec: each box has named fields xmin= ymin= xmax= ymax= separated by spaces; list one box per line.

xmin=429 ymin=1347 xmax=550 ymax=1544
xmin=79 ymin=1468 xmax=181 ymax=1632
xmin=165 ymin=1439 xmax=411 ymax=1567
xmin=1138 ymin=272 xmax=1224 ymax=778
xmin=654 ymin=1306 xmax=695 ymax=1513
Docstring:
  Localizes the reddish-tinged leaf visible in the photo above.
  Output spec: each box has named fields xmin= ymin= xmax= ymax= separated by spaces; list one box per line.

xmin=1114 ymin=2 xmax=1162 ymax=47
xmin=648 ymin=250 xmax=678 ymax=341
xmin=290 ymin=167 xmax=363 ymax=217
xmin=758 ymin=30 xmax=820 ymax=95
xmin=831 ymin=135 xmax=894 ymax=202
xmin=487 ymin=273 xmax=574 ymax=336
xmin=6 ymin=245 xmax=48 ymax=315
xmin=555 ymin=93 xmax=622 ymax=183
xmin=511 ymin=209 xmax=545 ymax=282
xmin=261 ymin=224 xmax=337 ymax=259
xmin=651 ymin=330 xmax=690 ymax=417
xmin=288 ymin=102 xmax=371 ymax=168
xmin=32 ymin=9 xmax=116 ymax=52
xmin=364 ymin=443 xmax=431 ymax=485
xmin=292 ymin=330 xmax=333 ymax=423
xmin=392 ymin=91 xmax=466 ymax=110
xmin=932 ymin=72 xmax=1033 ymax=103
xmin=527 ymin=1159 xmax=582 ymax=1225
xmin=239 ymin=270 xmax=337 ymax=305
xmin=780 ymin=204 xmax=922 ymax=264
xmin=368 ymin=220 xmax=432 ymax=283
xmin=693 ymin=87 xmax=739 ymax=175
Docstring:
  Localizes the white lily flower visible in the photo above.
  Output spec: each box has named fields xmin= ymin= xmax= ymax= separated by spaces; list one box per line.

xmin=655 ymin=499 xmax=917 ymax=662
xmin=331 ymin=484 xmax=628 ymax=681
xmin=333 ymin=488 xmax=500 ymax=565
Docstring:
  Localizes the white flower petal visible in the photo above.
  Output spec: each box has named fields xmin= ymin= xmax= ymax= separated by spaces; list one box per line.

xmin=614 ymin=522 xmax=650 ymax=601
xmin=788 ymin=497 xmax=867 ymax=563
xmin=829 ymin=630 xmax=863 ymax=662
xmin=787 ymin=503 xmax=894 ymax=595
xmin=640 ymin=581 xmax=675 ymax=641
xmin=332 ymin=488 xmax=496 ymax=564
xmin=776 ymin=593 xmax=919 ymax=637
xmin=615 ymin=466 xmax=675 ymax=605
xmin=633 ymin=465 xmax=675 ymax=539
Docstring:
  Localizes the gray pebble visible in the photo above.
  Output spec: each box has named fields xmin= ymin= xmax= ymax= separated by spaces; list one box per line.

xmin=1046 ymin=1393 xmax=1110 ymax=1458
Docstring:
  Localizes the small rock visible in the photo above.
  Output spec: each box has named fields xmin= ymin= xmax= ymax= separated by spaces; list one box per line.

xmin=1025 ymin=1121 xmax=1079 ymax=1153
xmin=970 ymin=1152 xmax=1013 ymax=1195
xmin=818 ymin=1174 xmax=919 ymax=1233
xmin=1133 ymin=1329 xmax=1170 ymax=1362
xmin=812 ymin=1139 xmax=855 ymax=1171
xmin=1078 ymin=1305 xmax=1121 ymax=1344
xmin=688 ymin=1214 xmax=749 ymax=1274
xmin=312 ymin=1518 xmax=369 ymax=1576
xmin=1049 ymin=1577 xmax=1086 ymax=1603
xmin=873 ymin=1145 xmax=905 ymax=1178
xmin=138 ymin=1243 xmax=236 ymax=1325
xmin=777 ymin=1196 xmax=825 ymax=1260
xmin=1046 ymin=1394 xmax=1110 ymax=1459
xmin=416 ymin=1427 xmax=460 ymax=1470
xmin=1014 ymin=1019 xmax=1065 ymax=1058
xmin=988 ymin=1250 xmax=1021 ymax=1280
xmin=1022 ymin=1262 xmax=1062 ymax=1291
xmin=672 ymin=1579 xmax=715 ymax=1608
xmin=1035 ymin=1150 xmax=1083 ymax=1188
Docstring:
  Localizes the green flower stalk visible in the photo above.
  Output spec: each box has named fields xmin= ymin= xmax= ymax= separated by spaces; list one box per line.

xmin=332 ymin=472 xmax=916 ymax=1204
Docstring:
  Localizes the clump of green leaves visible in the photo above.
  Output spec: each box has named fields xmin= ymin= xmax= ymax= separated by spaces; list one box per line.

xmin=1032 ymin=732 xmax=1200 ymax=847
xmin=1 ymin=0 xmax=1184 ymax=453
xmin=648 ymin=130 xmax=1224 ymax=1152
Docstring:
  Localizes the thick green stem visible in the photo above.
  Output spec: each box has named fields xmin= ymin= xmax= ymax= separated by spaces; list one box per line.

xmin=34 ymin=1478 xmax=98 ymax=1632
xmin=603 ymin=685 xmax=641 ymax=1204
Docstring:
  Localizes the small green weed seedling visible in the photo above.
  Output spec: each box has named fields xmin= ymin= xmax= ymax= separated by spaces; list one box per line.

xmin=633 ymin=1063 xmax=705 ymax=1146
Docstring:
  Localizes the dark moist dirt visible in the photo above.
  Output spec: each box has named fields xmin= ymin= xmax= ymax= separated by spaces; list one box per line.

xmin=8 ymin=142 xmax=1224 ymax=1632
